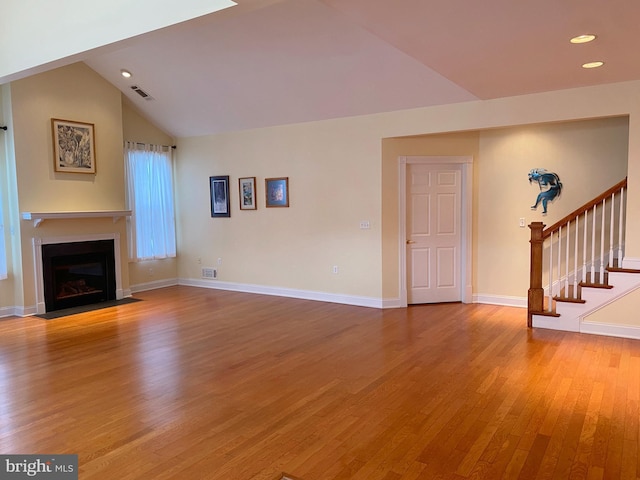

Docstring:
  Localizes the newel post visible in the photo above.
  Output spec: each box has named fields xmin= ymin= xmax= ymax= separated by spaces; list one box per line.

xmin=528 ymin=221 xmax=545 ymax=327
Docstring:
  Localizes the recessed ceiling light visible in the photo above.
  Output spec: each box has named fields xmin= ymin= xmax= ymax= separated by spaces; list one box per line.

xmin=582 ymin=61 xmax=604 ymax=69
xmin=571 ymin=34 xmax=597 ymax=44
xmin=121 ymin=69 xmax=132 ymax=78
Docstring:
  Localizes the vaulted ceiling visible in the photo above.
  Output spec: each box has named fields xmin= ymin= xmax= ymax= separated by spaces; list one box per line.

xmin=30 ymin=0 xmax=640 ymax=137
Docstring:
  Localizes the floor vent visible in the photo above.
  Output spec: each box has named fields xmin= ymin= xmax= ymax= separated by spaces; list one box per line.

xmin=202 ymin=267 xmax=217 ymax=279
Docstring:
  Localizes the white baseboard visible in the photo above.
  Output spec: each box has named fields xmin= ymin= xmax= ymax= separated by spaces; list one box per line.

xmin=0 ymin=305 xmax=38 ymax=318
xmin=130 ymin=278 xmax=178 ymax=293
xmin=580 ymin=321 xmax=640 ymax=340
xmin=381 ymin=297 xmax=403 ymax=308
xmin=178 ymin=277 xmax=385 ymax=308
xmin=472 ymin=294 xmax=527 ymax=308
xmin=0 ymin=306 xmax=17 ymax=318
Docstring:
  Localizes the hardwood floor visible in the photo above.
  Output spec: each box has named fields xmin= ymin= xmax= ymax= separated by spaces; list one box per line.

xmin=1 ymin=286 xmax=639 ymax=479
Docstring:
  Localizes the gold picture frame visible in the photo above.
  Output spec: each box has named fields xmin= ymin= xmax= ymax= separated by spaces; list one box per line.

xmin=265 ymin=177 xmax=289 ymax=208
xmin=52 ymin=118 xmax=96 ymax=174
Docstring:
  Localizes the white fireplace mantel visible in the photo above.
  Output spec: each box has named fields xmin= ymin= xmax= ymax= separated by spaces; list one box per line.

xmin=21 ymin=210 xmax=132 ymax=228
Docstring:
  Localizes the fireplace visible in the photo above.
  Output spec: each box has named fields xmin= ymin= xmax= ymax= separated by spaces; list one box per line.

xmin=41 ymin=240 xmax=117 ymax=312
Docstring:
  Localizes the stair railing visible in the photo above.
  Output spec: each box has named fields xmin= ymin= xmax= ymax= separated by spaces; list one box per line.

xmin=528 ymin=178 xmax=627 ymax=326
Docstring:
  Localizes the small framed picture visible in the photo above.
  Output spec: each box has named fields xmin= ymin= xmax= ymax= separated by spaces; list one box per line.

xmin=210 ymin=175 xmax=230 ymax=217
xmin=51 ymin=118 xmax=96 ymax=174
xmin=239 ymin=177 xmax=257 ymax=210
xmin=265 ymin=177 xmax=289 ymax=208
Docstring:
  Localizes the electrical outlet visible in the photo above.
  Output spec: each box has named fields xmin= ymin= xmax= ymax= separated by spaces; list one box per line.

xmin=332 ymin=265 xmax=339 ymax=274
xmin=519 ymin=217 xmax=526 ymax=228
xmin=217 ymin=258 xmax=223 ymax=265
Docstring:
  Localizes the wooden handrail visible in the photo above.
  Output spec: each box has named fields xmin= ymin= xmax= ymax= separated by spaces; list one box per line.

xmin=542 ymin=178 xmax=627 ymax=238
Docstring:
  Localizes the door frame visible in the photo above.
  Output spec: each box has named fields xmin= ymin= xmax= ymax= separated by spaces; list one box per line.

xmin=398 ymin=156 xmax=473 ymax=307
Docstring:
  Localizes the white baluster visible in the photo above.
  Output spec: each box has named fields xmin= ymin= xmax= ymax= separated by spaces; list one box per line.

xmin=548 ymin=231 xmax=554 ymax=312
xmin=557 ymin=226 xmax=562 ymax=298
xmin=582 ymin=211 xmax=588 ymax=283
xmin=565 ymin=222 xmax=570 ymax=297
xmin=600 ymin=199 xmax=606 ymax=282
xmin=618 ymin=187 xmax=625 ymax=264
xmin=609 ymin=192 xmax=615 ymax=268
xmin=574 ymin=217 xmax=579 ymax=298
xmin=591 ymin=205 xmax=596 ymax=283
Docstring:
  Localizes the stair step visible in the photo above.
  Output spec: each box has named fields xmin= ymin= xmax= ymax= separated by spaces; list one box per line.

xmin=607 ymin=267 xmax=640 ymax=274
xmin=579 ymin=282 xmax=614 ymax=289
xmin=553 ymin=296 xmax=586 ymax=304
xmin=530 ymin=310 xmax=560 ymax=317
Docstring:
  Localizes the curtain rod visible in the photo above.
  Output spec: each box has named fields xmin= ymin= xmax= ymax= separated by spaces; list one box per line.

xmin=130 ymin=141 xmax=176 ymax=150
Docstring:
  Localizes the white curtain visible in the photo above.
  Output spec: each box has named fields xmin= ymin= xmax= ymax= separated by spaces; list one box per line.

xmin=125 ymin=142 xmax=176 ymax=261
xmin=0 ymin=205 xmax=6 ymax=280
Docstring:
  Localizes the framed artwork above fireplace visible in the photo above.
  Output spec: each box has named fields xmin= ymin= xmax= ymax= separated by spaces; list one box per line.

xmin=51 ymin=118 xmax=96 ymax=174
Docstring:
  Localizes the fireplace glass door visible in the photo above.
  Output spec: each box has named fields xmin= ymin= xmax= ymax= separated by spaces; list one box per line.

xmin=42 ymin=240 xmax=116 ymax=312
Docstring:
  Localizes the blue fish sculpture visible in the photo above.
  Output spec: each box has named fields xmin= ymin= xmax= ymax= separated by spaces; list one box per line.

xmin=529 ymin=168 xmax=562 ymax=214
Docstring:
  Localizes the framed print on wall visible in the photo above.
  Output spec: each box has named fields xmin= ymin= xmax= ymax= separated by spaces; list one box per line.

xmin=239 ymin=177 xmax=257 ymax=210
xmin=265 ymin=177 xmax=289 ymax=207
xmin=51 ymin=118 xmax=96 ymax=174
xmin=210 ymin=175 xmax=231 ymax=217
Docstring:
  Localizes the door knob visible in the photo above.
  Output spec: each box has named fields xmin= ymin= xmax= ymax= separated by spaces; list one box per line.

xmin=406 ymin=240 xmax=415 ymax=244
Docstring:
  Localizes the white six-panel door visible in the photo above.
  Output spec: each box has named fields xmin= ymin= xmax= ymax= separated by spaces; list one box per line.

xmin=407 ymin=163 xmax=462 ymax=304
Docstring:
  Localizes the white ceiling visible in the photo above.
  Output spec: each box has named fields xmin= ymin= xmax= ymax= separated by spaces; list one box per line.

xmin=80 ymin=0 xmax=640 ymax=138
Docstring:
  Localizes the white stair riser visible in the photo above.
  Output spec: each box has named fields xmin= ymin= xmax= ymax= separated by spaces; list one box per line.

xmin=533 ymin=272 xmax=640 ymax=336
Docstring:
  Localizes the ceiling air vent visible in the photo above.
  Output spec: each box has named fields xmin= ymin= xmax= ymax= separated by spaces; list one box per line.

xmin=130 ymin=85 xmax=154 ymax=101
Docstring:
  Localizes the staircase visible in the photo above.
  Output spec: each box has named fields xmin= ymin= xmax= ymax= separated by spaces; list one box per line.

xmin=528 ymin=178 xmax=640 ymax=336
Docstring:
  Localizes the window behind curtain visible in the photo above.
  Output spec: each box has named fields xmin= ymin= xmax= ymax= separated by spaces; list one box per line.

xmin=125 ymin=142 xmax=176 ymax=261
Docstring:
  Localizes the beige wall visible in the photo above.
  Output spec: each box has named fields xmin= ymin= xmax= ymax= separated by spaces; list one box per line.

xmin=2 ymin=61 xmax=640 ymax=313
xmin=583 ymin=287 xmax=640 ymax=326
xmin=11 ymin=63 xmax=126 ymax=212
xmin=475 ymin=118 xmax=628 ymax=300
xmin=176 ymin=118 xmax=383 ymax=299
xmin=121 ymin=98 xmax=178 ymax=288
xmin=176 ymin=82 xmax=637 ymax=306
xmin=379 ymin=118 xmax=628 ymax=302
xmin=8 ymin=63 xmax=129 ymax=311
xmin=381 ymin=132 xmax=481 ymax=299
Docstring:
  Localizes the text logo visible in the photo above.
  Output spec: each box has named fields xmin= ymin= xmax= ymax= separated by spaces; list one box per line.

xmin=0 ymin=455 xmax=77 ymax=479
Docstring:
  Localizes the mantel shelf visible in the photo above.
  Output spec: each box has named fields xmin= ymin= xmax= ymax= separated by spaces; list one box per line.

xmin=21 ymin=210 xmax=132 ymax=228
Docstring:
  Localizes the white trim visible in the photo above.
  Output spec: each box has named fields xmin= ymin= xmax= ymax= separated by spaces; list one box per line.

xmin=32 ymin=233 xmax=125 ymax=314
xmin=3 ymin=305 xmax=38 ymax=318
xmin=580 ymin=321 xmax=640 ymax=340
xmin=21 ymin=210 xmax=131 ymax=228
xmin=130 ymin=278 xmax=178 ymax=293
xmin=622 ymin=257 xmax=640 ymax=269
xmin=398 ymin=156 xmax=473 ymax=307
xmin=178 ymin=278 xmax=384 ymax=308
xmin=0 ymin=306 xmax=17 ymax=318
xmin=472 ymin=294 xmax=527 ymax=308
xmin=381 ymin=297 xmax=403 ymax=308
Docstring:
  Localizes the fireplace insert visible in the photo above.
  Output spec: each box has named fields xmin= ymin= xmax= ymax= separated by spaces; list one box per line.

xmin=42 ymin=240 xmax=116 ymax=312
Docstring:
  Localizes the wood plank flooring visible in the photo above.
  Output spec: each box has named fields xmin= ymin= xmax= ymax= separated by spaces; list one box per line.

xmin=1 ymin=286 xmax=639 ymax=479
